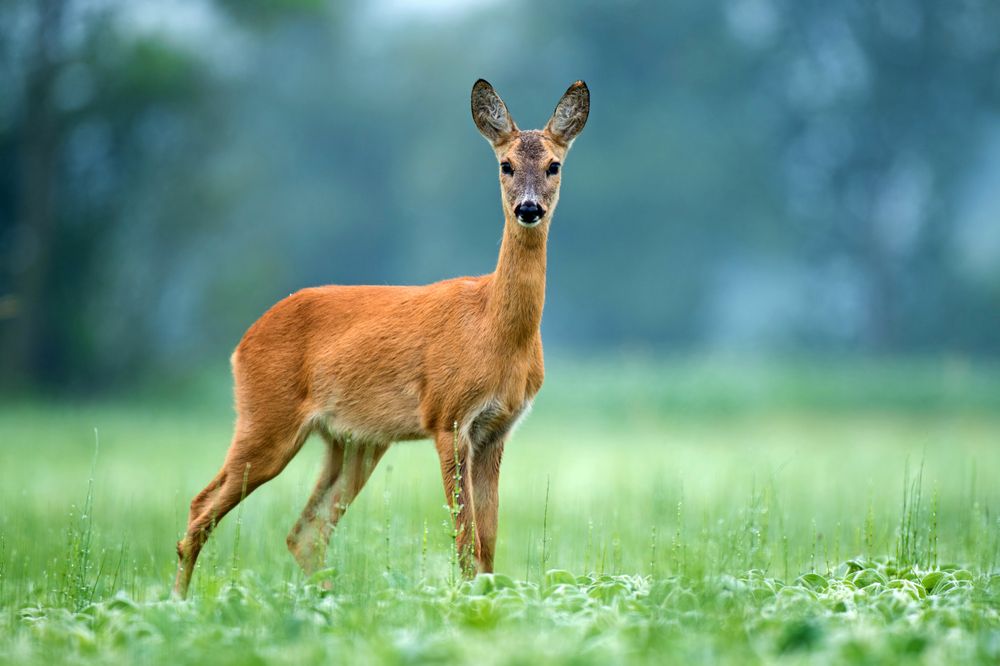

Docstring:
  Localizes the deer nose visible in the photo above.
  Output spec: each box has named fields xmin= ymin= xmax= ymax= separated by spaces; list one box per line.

xmin=514 ymin=201 xmax=544 ymax=225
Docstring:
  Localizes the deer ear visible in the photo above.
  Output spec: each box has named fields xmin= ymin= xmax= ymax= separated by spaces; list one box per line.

xmin=471 ymin=79 xmax=517 ymax=145
xmin=545 ymin=81 xmax=589 ymax=147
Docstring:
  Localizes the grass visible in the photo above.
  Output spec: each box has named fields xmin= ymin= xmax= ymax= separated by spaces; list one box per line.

xmin=1 ymin=357 xmax=999 ymax=664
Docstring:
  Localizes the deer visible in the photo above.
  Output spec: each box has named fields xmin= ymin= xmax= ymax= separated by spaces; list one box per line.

xmin=173 ymin=79 xmax=590 ymax=598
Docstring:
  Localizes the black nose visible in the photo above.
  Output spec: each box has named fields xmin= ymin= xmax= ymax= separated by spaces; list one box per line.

xmin=514 ymin=201 xmax=544 ymax=224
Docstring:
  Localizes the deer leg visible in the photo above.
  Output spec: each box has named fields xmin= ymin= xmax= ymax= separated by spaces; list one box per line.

xmin=286 ymin=438 xmax=388 ymax=577
xmin=186 ymin=469 xmax=226 ymax=525
xmin=434 ymin=430 xmax=477 ymax=577
xmin=174 ymin=417 xmax=310 ymax=598
xmin=471 ymin=439 xmax=504 ymax=573
xmin=285 ymin=435 xmax=345 ymax=574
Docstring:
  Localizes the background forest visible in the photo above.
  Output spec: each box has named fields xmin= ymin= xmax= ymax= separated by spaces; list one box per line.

xmin=3 ymin=0 xmax=999 ymax=392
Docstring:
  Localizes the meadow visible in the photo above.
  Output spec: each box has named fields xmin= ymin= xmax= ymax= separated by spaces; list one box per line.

xmin=1 ymin=357 xmax=999 ymax=664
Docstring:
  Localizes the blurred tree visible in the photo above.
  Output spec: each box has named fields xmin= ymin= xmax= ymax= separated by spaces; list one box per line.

xmin=2 ymin=0 xmax=64 ymax=387
xmin=748 ymin=0 xmax=1000 ymax=350
xmin=0 ymin=0 xmax=214 ymax=389
xmin=1 ymin=0 xmax=998 ymax=393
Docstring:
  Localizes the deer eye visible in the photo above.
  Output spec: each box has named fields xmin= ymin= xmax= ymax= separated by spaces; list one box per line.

xmin=500 ymin=161 xmax=514 ymax=175
xmin=546 ymin=162 xmax=561 ymax=176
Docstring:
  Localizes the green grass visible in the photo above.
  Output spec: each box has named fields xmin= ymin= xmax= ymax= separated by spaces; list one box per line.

xmin=1 ymin=358 xmax=999 ymax=664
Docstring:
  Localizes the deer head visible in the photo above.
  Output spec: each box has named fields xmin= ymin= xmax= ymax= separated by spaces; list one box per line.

xmin=472 ymin=79 xmax=590 ymax=228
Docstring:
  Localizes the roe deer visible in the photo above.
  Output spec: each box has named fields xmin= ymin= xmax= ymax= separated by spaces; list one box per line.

xmin=173 ymin=79 xmax=589 ymax=597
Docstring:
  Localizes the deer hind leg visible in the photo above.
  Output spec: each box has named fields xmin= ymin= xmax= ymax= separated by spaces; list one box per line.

xmin=286 ymin=436 xmax=389 ymax=577
xmin=174 ymin=416 xmax=310 ymax=598
xmin=435 ymin=430 xmax=477 ymax=577
xmin=285 ymin=433 xmax=346 ymax=575
xmin=186 ymin=469 xmax=226 ymax=525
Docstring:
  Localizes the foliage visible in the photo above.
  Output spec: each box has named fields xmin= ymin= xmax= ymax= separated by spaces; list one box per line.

xmin=1 ymin=361 xmax=998 ymax=664
xmin=6 ymin=564 xmax=1000 ymax=665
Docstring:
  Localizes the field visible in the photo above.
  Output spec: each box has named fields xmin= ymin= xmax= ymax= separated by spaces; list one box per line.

xmin=2 ymin=358 xmax=999 ymax=665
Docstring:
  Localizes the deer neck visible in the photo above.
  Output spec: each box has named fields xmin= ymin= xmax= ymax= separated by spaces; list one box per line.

xmin=488 ymin=217 xmax=548 ymax=347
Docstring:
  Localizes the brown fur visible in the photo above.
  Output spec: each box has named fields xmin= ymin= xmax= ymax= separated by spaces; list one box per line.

xmin=173 ymin=80 xmax=589 ymax=597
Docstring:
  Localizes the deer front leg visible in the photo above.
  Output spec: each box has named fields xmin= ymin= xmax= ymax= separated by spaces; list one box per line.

xmin=434 ymin=430 xmax=477 ymax=577
xmin=471 ymin=439 xmax=504 ymax=573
